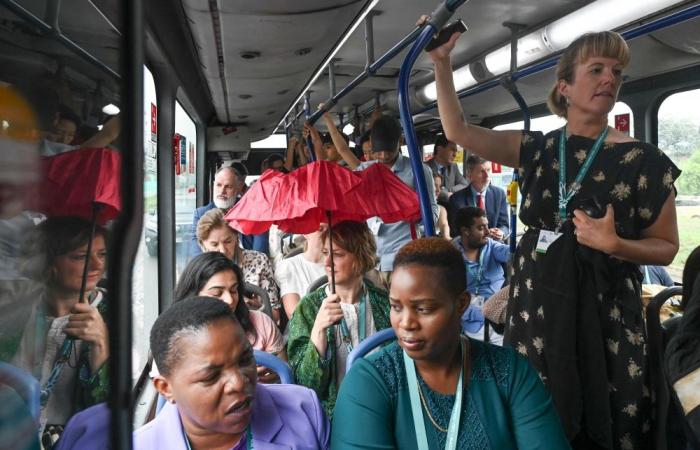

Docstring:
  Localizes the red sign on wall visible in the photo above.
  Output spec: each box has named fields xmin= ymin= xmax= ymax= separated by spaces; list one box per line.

xmin=173 ymin=133 xmax=181 ymax=175
xmin=150 ymin=103 xmax=157 ymax=141
xmin=615 ymin=113 xmax=630 ymax=134
xmin=491 ymin=163 xmax=502 ymax=174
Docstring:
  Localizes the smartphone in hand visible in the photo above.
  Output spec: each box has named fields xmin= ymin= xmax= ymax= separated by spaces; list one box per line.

xmin=425 ymin=19 xmax=467 ymax=52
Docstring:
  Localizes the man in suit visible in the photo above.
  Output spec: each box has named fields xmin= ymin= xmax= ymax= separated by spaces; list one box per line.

xmin=426 ymin=134 xmax=469 ymax=204
xmin=189 ymin=165 xmax=269 ymax=256
xmin=448 ymin=155 xmax=509 ymax=240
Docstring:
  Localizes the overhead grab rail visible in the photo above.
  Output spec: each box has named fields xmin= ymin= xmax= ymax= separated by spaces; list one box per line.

xmin=415 ymin=2 xmax=700 ymax=116
xmin=397 ymin=0 xmax=470 ymax=237
xmin=498 ymin=22 xmax=531 ymax=255
xmin=1 ymin=0 xmax=121 ymax=79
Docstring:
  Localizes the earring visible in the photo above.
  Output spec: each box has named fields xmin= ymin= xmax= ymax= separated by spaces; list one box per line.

xmin=565 ymin=96 xmax=570 ymax=107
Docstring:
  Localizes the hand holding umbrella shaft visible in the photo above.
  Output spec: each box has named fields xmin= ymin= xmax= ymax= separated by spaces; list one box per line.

xmin=311 ymin=294 xmax=344 ymax=357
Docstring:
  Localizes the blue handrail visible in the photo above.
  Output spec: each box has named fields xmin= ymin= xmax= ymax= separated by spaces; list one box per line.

xmin=303 ymin=92 xmax=316 ymax=161
xmin=398 ymin=24 xmax=440 ymax=237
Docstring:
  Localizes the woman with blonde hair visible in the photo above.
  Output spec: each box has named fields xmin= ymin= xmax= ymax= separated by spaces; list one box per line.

xmin=428 ymin=27 xmax=680 ymax=449
xmin=286 ymin=220 xmax=390 ymax=417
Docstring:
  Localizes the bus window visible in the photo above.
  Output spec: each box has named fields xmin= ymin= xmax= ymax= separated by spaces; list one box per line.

xmin=0 ymin=0 xmax=123 ymax=445
xmin=131 ymin=66 xmax=159 ymax=383
xmin=658 ymin=88 xmax=700 ymax=279
xmin=174 ymin=101 xmax=197 ymax=277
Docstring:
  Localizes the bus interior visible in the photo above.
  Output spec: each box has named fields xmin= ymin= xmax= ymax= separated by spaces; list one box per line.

xmin=1 ymin=0 xmax=700 ymax=448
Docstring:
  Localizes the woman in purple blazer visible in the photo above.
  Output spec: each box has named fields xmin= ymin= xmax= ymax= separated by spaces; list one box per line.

xmin=134 ymin=296 xmax=329 ymax=450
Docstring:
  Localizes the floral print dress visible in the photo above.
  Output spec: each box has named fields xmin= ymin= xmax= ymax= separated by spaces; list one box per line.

xmin=505 ymin=129 xmax=680 ymax=450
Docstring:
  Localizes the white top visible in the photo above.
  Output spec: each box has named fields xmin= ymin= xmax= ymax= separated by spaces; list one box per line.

xmin=274 ymin=252 xmax=326 ymax=297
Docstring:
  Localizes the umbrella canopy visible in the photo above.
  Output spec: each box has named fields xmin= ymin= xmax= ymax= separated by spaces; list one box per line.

xmin=225 ymin=160 xmax=420 ymax=235
xmin=37 ymin=147 xmax=121 ymax=224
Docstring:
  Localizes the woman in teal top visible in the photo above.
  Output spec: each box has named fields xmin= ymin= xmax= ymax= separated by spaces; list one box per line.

xmin=331 ymin=237 xmax=569 ymax=449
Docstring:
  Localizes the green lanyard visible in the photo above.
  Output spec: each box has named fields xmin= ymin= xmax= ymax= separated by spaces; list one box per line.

xmin=184 ymin=427 xmax=253 ymax=450
xmin=403 ymin=341 xmax=464 ymax=450
xmin=338 ymin=290 xmax=367 ymax=354
xmin=558 ymin=126 xmax=608 ymax=221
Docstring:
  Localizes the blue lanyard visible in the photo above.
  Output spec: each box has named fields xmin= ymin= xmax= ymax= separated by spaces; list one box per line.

xmin=338 ymin=288 xmax=367 ymax=354
xmin=184 ymin=426 xmax=253 ymax=450
xmin=403 ymin=340 xmax=464 ymax=450
xmin=558 ymin=126 xmax=608 ymax=221
xmin=459 ymin=241 xmax=486 ymax=295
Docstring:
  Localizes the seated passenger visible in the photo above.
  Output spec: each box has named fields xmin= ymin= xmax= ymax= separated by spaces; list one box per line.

xmin=135 ymin=297 xmax=330 ymax=450
xmin=432 ymin=174 xmax=451 ymax=239
xmin=173 ymin=252 xmax=285 ymax=382
xmin=641 ymin=264 xmax=674 ymax=287
xmin=331 ymin=238 xmax=568 ymax=449
xmin=448 ymin=155 xmax=509 ymax=240
xmin=196 ymin=208 xmax=281 ymax=323
xmin=286 ymin=221 xmax=390 ymax=416
xmin=10 ymin=217 xmax=109 ymax=445
xmin=190 ymin=166 xmax=268 ymax=257
xmin=275 ymin=226 xmax=326 ymax=319
xmin=453 ymin=207 xmax=509 ymax=344
xmin=425 ymin=134 xmax=469 ymax=203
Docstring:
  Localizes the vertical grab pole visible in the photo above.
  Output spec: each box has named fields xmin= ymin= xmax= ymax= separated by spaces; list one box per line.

xmin=397 ymin=0 xmax=469 ymax=236
xmin=303 ymin=91 xmax=316 ymax=161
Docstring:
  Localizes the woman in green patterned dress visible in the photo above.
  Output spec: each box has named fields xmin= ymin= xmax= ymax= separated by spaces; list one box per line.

xmin=286 ymin=220 xmax=390 ymax=417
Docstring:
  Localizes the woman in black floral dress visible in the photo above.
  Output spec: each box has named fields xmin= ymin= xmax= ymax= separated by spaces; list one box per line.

xmin=427 ymin=28 xmax=680 ymax=450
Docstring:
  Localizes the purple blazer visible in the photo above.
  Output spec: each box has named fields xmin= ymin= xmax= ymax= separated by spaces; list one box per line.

xmin=134 ymin=383 xmax=330 ymax=450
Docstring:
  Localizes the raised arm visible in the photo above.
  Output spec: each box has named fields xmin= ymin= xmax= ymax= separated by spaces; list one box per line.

xmin=322 ymin=111 xmax=361 ymax=169
xmin=81 ymin=115 xmax=121 ymax=149
xmin=303 ymin=123 xmax=325 ymax=161
xmin=428 ymin=32 xmax=521 ymax=168
xmin=285 ymin=135 xmax=298 ymax=171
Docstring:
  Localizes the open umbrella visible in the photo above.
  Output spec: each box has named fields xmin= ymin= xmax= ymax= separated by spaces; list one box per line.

xmin=35 ymin=147 xmax=121 ymax=406
xmin=225 ymin=160 xmax=420 ymax=291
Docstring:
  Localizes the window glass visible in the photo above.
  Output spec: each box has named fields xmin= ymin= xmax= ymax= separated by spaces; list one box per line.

xmin=174 ymin=101 xmax=197 ymax=278
xmin=131 ymin=66 xmax=159 ymax=383
xmin=0 ymin=1 xmax=123 ymax=443
xmin=658 ymin=88 xmax=700 ymax=279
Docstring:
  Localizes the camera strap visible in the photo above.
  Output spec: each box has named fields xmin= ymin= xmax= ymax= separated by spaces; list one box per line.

xmin=558 ymin=125 xmax=608 ymax=222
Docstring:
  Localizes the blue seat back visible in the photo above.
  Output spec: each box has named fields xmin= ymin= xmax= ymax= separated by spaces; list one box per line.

xmin=156 ymin=349 xmax=293 ymax=415
xmin=346 ymin=328 xmax=396 ymax=374
xmin=0 ymin=361 xmax=40 ymax=421
xmin=253 ymin=350 xmax=294 ymax=384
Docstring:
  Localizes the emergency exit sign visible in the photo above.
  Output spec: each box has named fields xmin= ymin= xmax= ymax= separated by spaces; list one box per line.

xmin=615 ymin=113 xmax=630 ymax=134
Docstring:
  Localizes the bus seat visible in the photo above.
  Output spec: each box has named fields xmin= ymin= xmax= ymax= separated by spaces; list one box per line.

xmin=253 ymin=350 xmax=294 ymax=384
xmin=345 ymin=328 xmax=396 ymax=374
xmin=0 ymin=361 xmax=40 ymax=421
xmin=283 ymin=246 xmax=304 ymax=260
xmin=156 ymin=349 xmax=294 ymax=415
xmin=646 ymin=286 xmax=683 ymax=450
xmin=244 ymin=282 xmax=272 ymax=318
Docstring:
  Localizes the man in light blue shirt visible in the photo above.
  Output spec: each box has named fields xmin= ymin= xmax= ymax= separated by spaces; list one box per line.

xmin=356 ymin=115 xmax=438 ymax=279
xmin=453 ymin=206 xmax=509 ymax=344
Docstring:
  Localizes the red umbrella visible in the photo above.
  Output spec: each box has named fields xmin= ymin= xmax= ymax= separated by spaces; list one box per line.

xmin=225 ymin=160 xmax=420 ymax=290
xmin=38 ymin=147 xmax=121 ymax=224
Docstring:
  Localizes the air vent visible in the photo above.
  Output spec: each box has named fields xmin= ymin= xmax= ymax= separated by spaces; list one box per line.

xmin=295 ymin=47 xmax=312 ymax=56
xmin=239 ymin=94 xmax=252 ymax=100
xmin=266 ymin=111 xmax=276 ymax=116
xmin=277 ymin=89 xmax=289 ymax=95
xmin=238 ymin=115 xmax=249 ymax=119
xmin=240 ymin=51 xmax=261 ymax=60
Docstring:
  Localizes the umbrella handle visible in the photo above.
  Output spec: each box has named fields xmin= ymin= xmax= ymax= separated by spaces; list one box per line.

xmin=327 ymin=211 xmax=336 ymax=294
xmin=410 ymin=222 xmax=417 ymax=240
xmin=78 ymin=202 xmax=104 ymax=303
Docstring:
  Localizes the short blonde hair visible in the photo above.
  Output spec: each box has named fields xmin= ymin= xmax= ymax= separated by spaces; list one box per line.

xmin=196 ymin=208 xmax=237 ymax=247
xmin=321 ymin=220 xmax=377 ymax=276
xmin=547 ymin=31 xmax=630 ymax=118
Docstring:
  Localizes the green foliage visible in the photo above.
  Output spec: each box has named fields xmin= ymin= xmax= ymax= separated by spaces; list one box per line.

xmin=678 ymin=151 xmax=700 ymax=196
xmin=658 ymin=118 xmax=700 ymax=161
